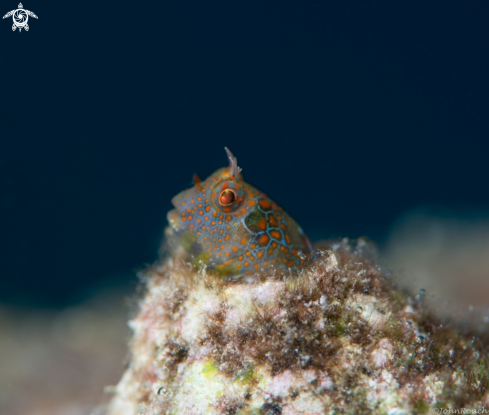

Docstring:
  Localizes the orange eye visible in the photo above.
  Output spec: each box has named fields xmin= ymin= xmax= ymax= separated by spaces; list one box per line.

xmin=219 ymin=189 xmax=237 ymax=206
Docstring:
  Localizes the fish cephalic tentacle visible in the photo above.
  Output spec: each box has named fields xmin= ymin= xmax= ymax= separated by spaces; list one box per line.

xmin=224 ymin=147 xmax=242 ymax=178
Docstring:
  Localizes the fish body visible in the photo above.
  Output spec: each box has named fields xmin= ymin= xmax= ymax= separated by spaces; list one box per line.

xmin=167 ymin=148 xmax=312 ymax=277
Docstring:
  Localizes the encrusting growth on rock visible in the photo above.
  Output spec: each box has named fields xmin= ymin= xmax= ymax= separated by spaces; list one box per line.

xmin=106 ymin=236 xmax=489 ymax=414
xmin=105 ymin=149 xmax=489 ymax=414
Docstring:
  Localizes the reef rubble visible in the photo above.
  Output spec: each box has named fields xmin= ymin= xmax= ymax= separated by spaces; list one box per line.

xmin=106 ymin=233 xmax=489 ymax=414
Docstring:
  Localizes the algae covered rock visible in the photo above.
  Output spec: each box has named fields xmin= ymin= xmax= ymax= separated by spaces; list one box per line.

xmin=106 ymin=235 xmax=489 ymax=414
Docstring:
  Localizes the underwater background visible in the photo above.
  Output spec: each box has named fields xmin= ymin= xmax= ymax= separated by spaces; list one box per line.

xmin=1 ymin=1 xmax=489 ymax=414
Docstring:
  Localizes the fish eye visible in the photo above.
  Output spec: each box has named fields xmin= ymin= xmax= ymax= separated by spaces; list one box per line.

xmin=219 ymin=189 xmax=237 ymax=206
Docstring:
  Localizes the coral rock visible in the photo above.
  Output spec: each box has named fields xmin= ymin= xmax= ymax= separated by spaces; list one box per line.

xmin=106 ymin=236 xmax=489 ymax=414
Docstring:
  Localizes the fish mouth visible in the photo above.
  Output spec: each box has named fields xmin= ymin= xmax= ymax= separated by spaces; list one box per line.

xmin=167 ymin=209 xmax=186 ymax=232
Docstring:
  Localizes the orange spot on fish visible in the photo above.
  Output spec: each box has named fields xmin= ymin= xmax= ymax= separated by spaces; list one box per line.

xmin=270 ymin=230 xmax=281 ymax=240
xmin=269 ymin=215 xmax=278 ymax=227
xmin=259 ymin=199 xmax=271 ymax=210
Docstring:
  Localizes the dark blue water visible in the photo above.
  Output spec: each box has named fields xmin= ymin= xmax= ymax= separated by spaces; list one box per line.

xmin=1 ymin=1 xmax=488 ymax=306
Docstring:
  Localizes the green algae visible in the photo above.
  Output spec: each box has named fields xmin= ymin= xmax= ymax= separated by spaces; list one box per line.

xmin=202 ymin=359 xmax=219 ymax=379
xmin=233 ymin=365 xmax=256 ymax=385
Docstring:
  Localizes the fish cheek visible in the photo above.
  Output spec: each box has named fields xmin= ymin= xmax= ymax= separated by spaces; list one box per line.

xmin=179 ymin=231 xmax=198 ymax=253
xmin=178 ymin=231 xmax=214 ymax=267
xmin=244 ymin=208 xmax=267 ymax=234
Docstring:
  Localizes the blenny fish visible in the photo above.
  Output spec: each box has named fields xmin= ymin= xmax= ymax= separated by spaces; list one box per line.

xmin=167 ymin=148 xmax=312 ymax=277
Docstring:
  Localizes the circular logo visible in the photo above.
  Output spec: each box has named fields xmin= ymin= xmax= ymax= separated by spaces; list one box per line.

xmin=13 ymin=9 xmax=27 ymax=26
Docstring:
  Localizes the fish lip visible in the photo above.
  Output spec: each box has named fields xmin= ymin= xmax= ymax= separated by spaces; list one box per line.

xmin=171 ymin=195 xmax=180 ymax=208
xmin=167 ymin=208 xmax=186 ymax=231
